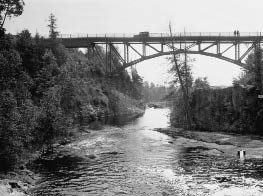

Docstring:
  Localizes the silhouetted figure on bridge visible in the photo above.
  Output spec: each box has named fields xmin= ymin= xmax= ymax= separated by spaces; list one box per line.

xmin=234 ymin=30 xmax=240 ymax=37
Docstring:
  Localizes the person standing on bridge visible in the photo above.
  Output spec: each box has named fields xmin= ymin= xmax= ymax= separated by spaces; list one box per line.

xmin=234 ymin=30 xmax=236 ymax=36
xmin=237 ymin=30 xmax=240 ymax=36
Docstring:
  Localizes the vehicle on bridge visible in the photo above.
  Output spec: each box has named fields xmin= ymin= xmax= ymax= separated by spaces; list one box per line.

xmin=134 ymin=31 xmax=150 ymax=38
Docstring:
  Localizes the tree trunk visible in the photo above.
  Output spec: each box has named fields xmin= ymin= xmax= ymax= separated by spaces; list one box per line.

xmin=169 ymin=23 xmax=192 ymax=129
xmin=0 ymin=5 xmax=10 ymax=29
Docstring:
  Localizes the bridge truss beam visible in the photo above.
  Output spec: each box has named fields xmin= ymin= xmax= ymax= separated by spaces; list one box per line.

xmin=97 ymin=41 xmax=260 ymax=74
xmin=54 ymin=35 xmax=263 ymax=74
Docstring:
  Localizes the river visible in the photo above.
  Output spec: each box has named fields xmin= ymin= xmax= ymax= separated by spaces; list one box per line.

xmin=32 ymin=108 xmax=263 ymax=196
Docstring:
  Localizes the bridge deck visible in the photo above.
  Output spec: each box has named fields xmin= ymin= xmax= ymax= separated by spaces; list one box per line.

xmin=43 ymin=32 xmax=263 ymax=48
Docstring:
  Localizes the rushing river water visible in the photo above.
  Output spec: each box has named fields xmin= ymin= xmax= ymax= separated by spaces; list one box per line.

xmin=32 ymin=108 xmax=263 ymax=196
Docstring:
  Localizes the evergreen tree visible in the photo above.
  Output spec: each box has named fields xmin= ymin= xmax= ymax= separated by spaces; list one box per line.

xmin=48 ymin=13 xmax=59 ymax=39
xmin=131 ymin=67 xmax=143 ymax=99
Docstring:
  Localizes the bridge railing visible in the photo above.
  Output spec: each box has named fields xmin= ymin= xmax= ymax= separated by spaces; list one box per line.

xmin=42 ymin=32 xmax=263 ymax=39
xmin=174 ymin=32 xmax=262 ymax=37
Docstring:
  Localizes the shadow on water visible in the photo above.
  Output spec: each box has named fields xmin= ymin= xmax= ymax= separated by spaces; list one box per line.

xmin=103 ymin=113 xmax=144 ymax=127
xmin=33 ymin=154 xmax=84 ymax=172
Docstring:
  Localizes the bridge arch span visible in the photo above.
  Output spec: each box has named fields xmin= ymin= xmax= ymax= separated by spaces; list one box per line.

xmin=119 ymin=49 xmax=246 ymax=72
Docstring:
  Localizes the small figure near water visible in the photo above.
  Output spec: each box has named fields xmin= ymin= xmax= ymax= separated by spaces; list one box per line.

xmin=237 ymin=150 xmax=246 ymax=159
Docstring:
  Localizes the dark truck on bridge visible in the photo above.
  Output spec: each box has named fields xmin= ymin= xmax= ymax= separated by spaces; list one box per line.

xmin=133 ymin=32 xmax=150 ymax=38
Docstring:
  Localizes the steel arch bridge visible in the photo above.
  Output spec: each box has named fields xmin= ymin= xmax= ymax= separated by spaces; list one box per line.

xmin=43 ymin=32 xmax=263 ymax=73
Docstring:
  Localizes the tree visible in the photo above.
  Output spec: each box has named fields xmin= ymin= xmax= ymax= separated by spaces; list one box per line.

xmin=237 ymin=46 xmax=263 ymax=93
xmin=48 ymin=13 xmax=59 ymax=39
xmin=131 ymin=67 xmax=143 ymax=99
xmin=193 ymin=77 xmax=210 ymax=89
xmin=168 ymin=56 xmax=193 ymax=90
xmin=0 ymin=0 xmax=25 ymax=30
xmin=0 ymin=48 xmax=22 ymax=91
xmin=142 ymin=81 xmax=169 ymax=102
xmin=0 ymin=90 xmax=21 ymax=169
xmin=35 ymin=50 xmax=60 ymax=98
xmin=168 ymin=23 xmax=192 ymax=129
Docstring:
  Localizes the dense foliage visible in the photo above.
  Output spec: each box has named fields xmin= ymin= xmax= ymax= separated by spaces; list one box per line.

xmin=142 ymin=81 xmax=170 ymax=102
xmin=0 ymin=0 xmax=24 ymax=29
xmin=0 ymin=28 xmax=144 ymax=170
xmin=170 ymin=48 xmax=263 ymax=133
xmin=170 ymin=77 xmax=209 ymax=128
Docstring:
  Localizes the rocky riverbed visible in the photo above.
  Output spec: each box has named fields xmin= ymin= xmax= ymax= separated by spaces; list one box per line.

xmin=0 ymin=169 xmax=39 ymax=196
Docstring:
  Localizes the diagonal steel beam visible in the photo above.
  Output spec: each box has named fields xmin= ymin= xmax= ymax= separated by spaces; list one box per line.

xmin=201 ymin=42 xmax=216 ymax=52
xmin=220 ymin=44 xmax=235 ymax=55
xmin=166 ymin=42 xmax=197 ymax=55
xmin=94 ymin=45 xmax=106 ymax=67
xmin=145 ymin=43 xmax=160 ymax=52
xmin=110 ymin=43 xmax=125 ymax=63
xmin=165 ymin=43 xmax=178 ymax=51
xmin=185 ymin=42 xmax=198 ymax=50
xmin=238 ymin=43 xmax=256 ymax=61
xmin=128 ymin=43 xmax=143 ymax=57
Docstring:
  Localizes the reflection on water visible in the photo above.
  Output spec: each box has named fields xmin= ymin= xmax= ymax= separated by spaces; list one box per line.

xmin=32 ymin=108 xmax=263 ymax=196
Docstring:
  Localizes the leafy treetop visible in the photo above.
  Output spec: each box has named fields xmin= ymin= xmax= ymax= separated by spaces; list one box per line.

xmin=0 ymin=0 xmax=25 ymax=29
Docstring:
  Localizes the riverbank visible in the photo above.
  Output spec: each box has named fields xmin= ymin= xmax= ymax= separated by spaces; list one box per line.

xmin=0 ymin=103 xmax=144 ymax=196
xmin=171 ymin=85 xmax=263 ymax=134
xmin=0 ymin=169 xmax=39 ymax=196
xmin=0 ymin=128 xmax=94 ymax=195
xmin=155 ymin=128 xmax=263 ymax=159
xmin=147 ymin=101 xmax=167 ymax=109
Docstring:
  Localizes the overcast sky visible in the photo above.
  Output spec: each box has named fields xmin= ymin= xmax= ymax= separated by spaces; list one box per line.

xmin=5 ymin=0 xmax=263 ymax=86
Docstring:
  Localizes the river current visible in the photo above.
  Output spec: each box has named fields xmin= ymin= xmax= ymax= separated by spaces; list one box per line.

xmin=32 ymin=108 xmax=263 ymax=196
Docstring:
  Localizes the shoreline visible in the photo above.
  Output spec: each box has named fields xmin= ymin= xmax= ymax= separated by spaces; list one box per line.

xmin=155 ymin=127 xmax=263 ymax=159
xmin=0 ymin=108 xmax=145 ymax=196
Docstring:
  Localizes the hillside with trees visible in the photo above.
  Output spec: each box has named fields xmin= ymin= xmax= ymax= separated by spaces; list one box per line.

xmin=169 ymin=43 xmax=263 ymax=134
xmin=0 ymin=9 xmax=144 ymax=170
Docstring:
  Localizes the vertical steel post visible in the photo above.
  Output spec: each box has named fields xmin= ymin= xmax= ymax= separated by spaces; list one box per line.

xmin=235 ymin=42 xmax=237 ymax=60
xmin=127 ymin=44 xmax=129 ymax=63
xmin=109 ymin=43 xmax=112 ymax=73
xmin=180 ymin=41 xmax=182 ymax=50
xmin=237 ymin=42 xmax=240 ymax=60
xmin=105 ymin=43 xmax=108 ymax=73
xmin=217 ymin=42 xmax=220 ymax=54
xmin=124 ymin=44 xmax=127 ymax=63
xmin=143 ymin=43 xmax=146 ymax=56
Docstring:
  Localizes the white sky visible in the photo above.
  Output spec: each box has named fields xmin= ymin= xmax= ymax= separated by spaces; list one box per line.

xmin=5 ymin=0 xmax=263 ymax=86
